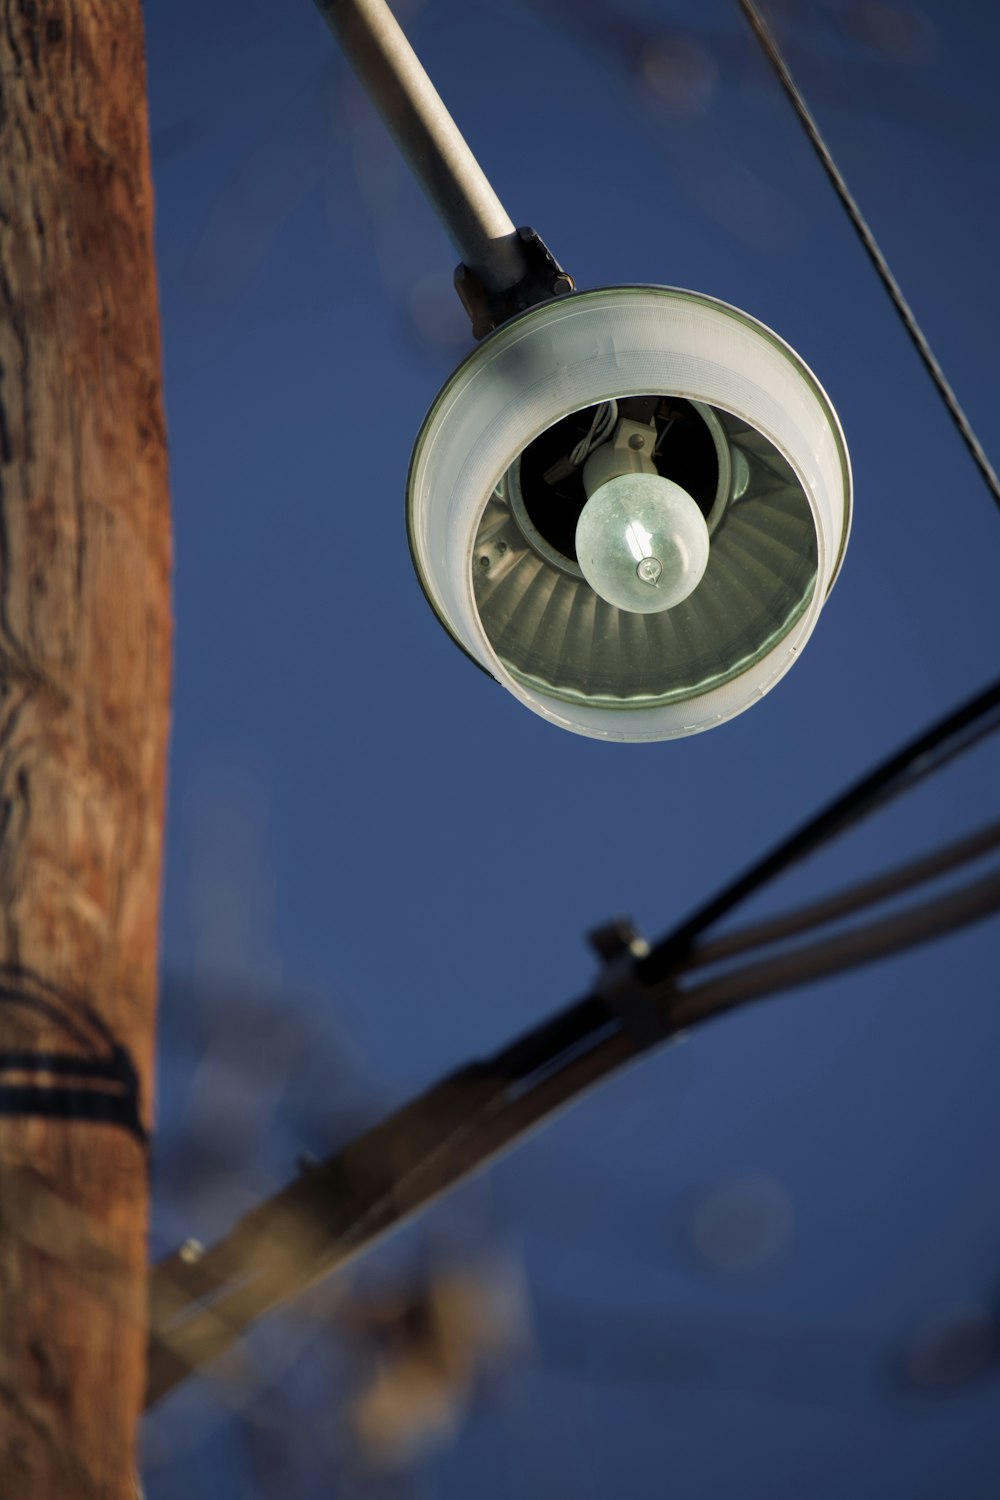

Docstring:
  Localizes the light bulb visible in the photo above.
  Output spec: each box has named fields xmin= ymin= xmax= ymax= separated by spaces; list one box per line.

xmin=575 ymin=472 xmax=710 ymax=613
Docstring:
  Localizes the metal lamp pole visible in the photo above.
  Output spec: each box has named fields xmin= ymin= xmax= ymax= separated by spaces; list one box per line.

xmin=314 ymin=0 xmax=573 ymax=336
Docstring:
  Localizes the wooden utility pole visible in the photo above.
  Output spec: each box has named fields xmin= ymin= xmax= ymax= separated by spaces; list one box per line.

xmin=0 ymin=3 xmax=171 ymax=1496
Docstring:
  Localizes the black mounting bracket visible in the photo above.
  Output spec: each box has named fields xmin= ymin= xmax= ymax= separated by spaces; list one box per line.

xmin=454 ymin=227 xmax=575 ymax=341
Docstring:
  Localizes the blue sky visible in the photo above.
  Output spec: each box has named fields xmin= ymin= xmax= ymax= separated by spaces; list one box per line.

xmin=142 ymin=1 xmax=1000 ymax=1494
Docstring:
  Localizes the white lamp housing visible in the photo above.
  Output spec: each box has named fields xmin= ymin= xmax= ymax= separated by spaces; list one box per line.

xmin=407 ymin=286 xmax=851 ymax=742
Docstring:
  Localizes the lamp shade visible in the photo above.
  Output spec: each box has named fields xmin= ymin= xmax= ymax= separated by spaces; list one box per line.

xmin=407 ymin=286 xmax=851 ymax=742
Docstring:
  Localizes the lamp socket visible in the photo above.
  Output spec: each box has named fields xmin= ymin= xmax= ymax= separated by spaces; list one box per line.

xmin=582 ymin=419 xmax=658 ymax=497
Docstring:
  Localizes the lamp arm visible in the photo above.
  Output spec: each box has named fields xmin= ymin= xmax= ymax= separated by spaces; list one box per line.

xmin=314 ymin=0 xmax=523 ymax=290
xmin=314 ymin=0 xmax=573 ymax=335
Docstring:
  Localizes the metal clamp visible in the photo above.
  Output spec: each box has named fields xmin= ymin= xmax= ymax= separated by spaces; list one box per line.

xmin=454 ymin=227 xmax=574 ymax=340
xmin=588 ymin=918 xmax=672 ymax=1049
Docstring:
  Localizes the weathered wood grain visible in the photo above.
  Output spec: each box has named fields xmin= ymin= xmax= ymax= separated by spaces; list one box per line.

xmin=0 ymin=2 xmax=171 ymax=1493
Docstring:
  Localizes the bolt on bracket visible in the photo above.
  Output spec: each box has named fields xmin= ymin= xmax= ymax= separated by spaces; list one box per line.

xmin=455 ymin=227 xmax=574 ymax=340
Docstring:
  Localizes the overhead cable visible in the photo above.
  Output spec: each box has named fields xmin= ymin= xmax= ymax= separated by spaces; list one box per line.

xmin=639 ymin=674 xmax=1000 ymax=986
xmin=737 ymin=0 xmax=1000 ymax=514
xmin=146 ymin=677 xmax=1000 ymax=1405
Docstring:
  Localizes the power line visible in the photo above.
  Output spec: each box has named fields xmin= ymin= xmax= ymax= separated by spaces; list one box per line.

xmin=147 ymin=854 xmax=1000 ymax=1404
xmin=147 ymin=677 xmax=1000 ymax=1405
xmin=737 ymin=0 xmax=1000 ymax=514
xmin=687 ymin=816 xmax=1000 ymax=971
xmin=639 ymin=674 xmax=1000 ymax=986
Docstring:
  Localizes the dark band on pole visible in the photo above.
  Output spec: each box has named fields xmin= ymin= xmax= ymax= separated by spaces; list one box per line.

xmin=0 ymin=967 xmax=148 ymax=1144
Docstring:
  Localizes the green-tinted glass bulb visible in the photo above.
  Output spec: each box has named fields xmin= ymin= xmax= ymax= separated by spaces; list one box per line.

xmin=575 ymin=472 xmax=710 ymax=613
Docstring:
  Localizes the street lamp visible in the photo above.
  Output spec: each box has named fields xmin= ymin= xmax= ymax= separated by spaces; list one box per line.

xmin=317 ymin=0 xmax=852 ymax=741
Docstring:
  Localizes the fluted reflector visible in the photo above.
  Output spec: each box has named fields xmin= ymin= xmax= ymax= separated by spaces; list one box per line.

xmin=407 ymin=286 xmax=851 ymax=741
xmin=474 ymin=412 xmax=817 ymax=706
